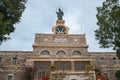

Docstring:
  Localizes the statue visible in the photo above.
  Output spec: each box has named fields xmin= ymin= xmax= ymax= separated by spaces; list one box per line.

xmin=56 ymin=8 xmax=64 ymax=20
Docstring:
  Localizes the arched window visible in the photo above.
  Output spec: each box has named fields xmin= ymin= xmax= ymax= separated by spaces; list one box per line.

xmin=56 ymin=50 xmax=66 ymax=57
xmin=7 ymin=74 xmax=14 ymax=80
xmin=73 ymin=51 xmax=81 ymax=56
xmin=113 ymin=57 xmax=117 ymax=65
xmin=40 ymin=50 xmax=50 ymax=56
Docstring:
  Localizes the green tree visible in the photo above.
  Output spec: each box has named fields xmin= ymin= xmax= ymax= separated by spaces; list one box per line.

xmin=95 ymin=0 xmax=120 ymax=58
xmin=115 ymin=70 xmax=120 ymax=80
xmin=0 ymin=0 xmax=27 ymax=44
xmin=95 ymin=0 xmax=120 ymax=49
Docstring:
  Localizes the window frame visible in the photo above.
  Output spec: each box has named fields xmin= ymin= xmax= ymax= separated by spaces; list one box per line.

xmin=99 ymin=57 xmax=105 ymax=65
xmin=0 ymin=57 xmax=2 ymax=64
xmin=40 ymin=50 xmax=50 ymax=57
xmin=112 ymin=57 xmax=118 ymax=65
xmin=7 ymin=74 xmax=14 ymax=80
xmin=12 ymin=57 xmax=17 ymax=65
xmin=56 ymin=50 xmax=66 ymax=57
xmin=72 ymin=51 xmax=81 ymax=56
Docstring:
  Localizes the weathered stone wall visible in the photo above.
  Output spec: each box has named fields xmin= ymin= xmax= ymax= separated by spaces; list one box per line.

xmin=0 ymin=51 xmax=32 ymax=80
xmin=33 ymin=34 xmax=89 ymax=56
xmin=0 ymin=51 xmax=119 ymax=80
xmin=34 ymin=34 xmax=87 ymax=45
xmin=90 ymin=52 xmax=120 ymax=80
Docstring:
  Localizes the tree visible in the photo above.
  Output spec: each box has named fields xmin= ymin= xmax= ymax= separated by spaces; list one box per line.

xmin=95 ymin=0 xmax=120 ymax=49
xmin=0 ymin=0 xmax=27 ymax=44
xmin=95 ymin=0 xmax=120 ymax=58
xmin=20 ymin=66 xmax=37 ymax=80
xmin=24 ymin=66 xmax=37 ymax=80
xmin=115 ymin=70 xmax=120 ymax=80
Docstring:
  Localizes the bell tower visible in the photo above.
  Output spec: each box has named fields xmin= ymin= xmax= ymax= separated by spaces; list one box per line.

xmin=52 ymin=8 xmax=69 ymax=35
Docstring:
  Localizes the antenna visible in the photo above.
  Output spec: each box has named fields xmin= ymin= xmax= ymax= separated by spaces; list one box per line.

xmin=81 ymin=24 xmax=84 ymax=34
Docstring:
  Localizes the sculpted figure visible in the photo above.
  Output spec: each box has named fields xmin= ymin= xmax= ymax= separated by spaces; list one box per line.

xmin=56 ymin=8 xmax=64 ymax=20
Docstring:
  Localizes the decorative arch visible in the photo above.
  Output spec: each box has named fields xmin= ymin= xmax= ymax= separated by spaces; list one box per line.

xmin=56 ymin=50 xmax=66 ymax=56
xmin=40 ymin=50 xmax=50 ymax=56
xmin=73 ymin=51 xmax=81 ymax=56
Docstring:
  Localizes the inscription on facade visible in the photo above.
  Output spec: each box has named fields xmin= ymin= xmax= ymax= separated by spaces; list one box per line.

xmin=55 ymin=38 xmax=67 ymax=42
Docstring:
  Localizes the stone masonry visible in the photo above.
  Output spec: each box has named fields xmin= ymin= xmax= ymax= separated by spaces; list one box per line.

xmin=0 ymin=19 xmax=120 ymax=80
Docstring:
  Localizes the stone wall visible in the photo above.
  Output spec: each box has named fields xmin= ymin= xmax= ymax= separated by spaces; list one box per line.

xmin=0 ymin=51 xmax=32 ymax=80
xmin=0 ymin=51 xmax=120 ymax=80
xmin=90 ymin=52 xmax=120 ymax=80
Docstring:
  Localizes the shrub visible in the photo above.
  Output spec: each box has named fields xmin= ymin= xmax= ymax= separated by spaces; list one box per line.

xmin=115 ymin=70 xmax=120 ymax=80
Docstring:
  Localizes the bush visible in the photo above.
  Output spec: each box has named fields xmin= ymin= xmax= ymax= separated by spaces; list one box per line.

xmin=115 ymin=70 xmax=120 ymax=80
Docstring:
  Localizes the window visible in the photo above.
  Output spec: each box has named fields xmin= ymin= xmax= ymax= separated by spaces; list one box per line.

xmin=38 ymin=70 xmax=50 ymax=79
xmin=40 ymin=50 xmax=50 ymax=56
xmin=73 ymin=51 xmax=81 ymax=56
xmin=54 ymin=61 xmax=71 ymax=70
xmin=99 ymin=57 xmax=105 ymax=65
xmin=34 ymin=61 xmax=51 ymax=70
xmin=40 ymin=50 xmax=50 ymax=57
xmin=0 ymin=57 xmax=2 ymax=64
xmin=74 ymin=61 xmax=90 ymax=71
xmin=56 ymin=50 xmax=66 ymax=57
xmin=7 ymin=74 xmax=14 ymax=80
xmin=113 ymin=57 xmax=117 ymax=65
xmin=12 ymin=57 xmax=17 ymax=65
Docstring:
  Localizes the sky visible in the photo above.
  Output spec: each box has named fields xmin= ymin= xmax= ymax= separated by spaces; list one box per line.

xmin=0 ymin=0 xmax=115 ymax=52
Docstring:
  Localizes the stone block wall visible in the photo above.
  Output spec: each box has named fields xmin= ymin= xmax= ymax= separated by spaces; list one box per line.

xmin=0 ymin=51 xmax=32 ymax=80
xmin=0 ymin=51 xmax=119 ymax=80
xmin=90 ymin=52 xmax=120 ymax=80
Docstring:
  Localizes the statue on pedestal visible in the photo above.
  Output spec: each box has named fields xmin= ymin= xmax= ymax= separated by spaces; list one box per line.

xmin=56 ymin=8 xmax=64 ymax=20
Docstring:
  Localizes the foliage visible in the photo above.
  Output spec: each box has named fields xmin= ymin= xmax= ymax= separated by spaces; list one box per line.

xmin=85 ymin=64 xmax=94 ymax=72
xmin=50 ymin=64 xmax=55 ymax=68
xmin=94 ymin=68 xmax=101 ymax=74
xmin=24 ymin=66 xmax=37 ymax=80
xmin=0 ymin=0 xmax=27 ymax=44
xmin=116 ymin=48 xmax=120 ymax=59
xmin=50 ymin=64 xmax=56 ymax=71
xmin=19 ymin=65 xmax=37 ymax=80
xmin=95 ymin=0 xmax=120 ymax=50
xmin=115 ymin=70 xmax=120 ymax=80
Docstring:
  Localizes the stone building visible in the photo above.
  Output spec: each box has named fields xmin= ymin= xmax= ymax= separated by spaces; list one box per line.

xmin=0 ymin=11 xmax=120 ymax=80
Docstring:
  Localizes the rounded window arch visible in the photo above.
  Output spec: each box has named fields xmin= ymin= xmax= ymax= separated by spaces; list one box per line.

xmin=40 ymin=50 xmax=50 ymax=56
xmin=113 ymin=57 xmax=117 ymax=64
xmin=7 ymin=74 xmax=14 ymax=80
xmin=56 ymin=50 xmax=66 ymax=57
xmin=73 ymin=51 xmax=81 ymax=56
xmin=113 ymin=57 xmax=117 ymax=60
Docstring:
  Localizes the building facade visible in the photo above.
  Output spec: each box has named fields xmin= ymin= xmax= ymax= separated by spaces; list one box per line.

xmin=0 ymin=13 xmax=120 ymax=80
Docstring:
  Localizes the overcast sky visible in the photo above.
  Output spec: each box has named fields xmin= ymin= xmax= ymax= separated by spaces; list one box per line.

xmin=0 ymin=0 xmax=115 ymax=52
